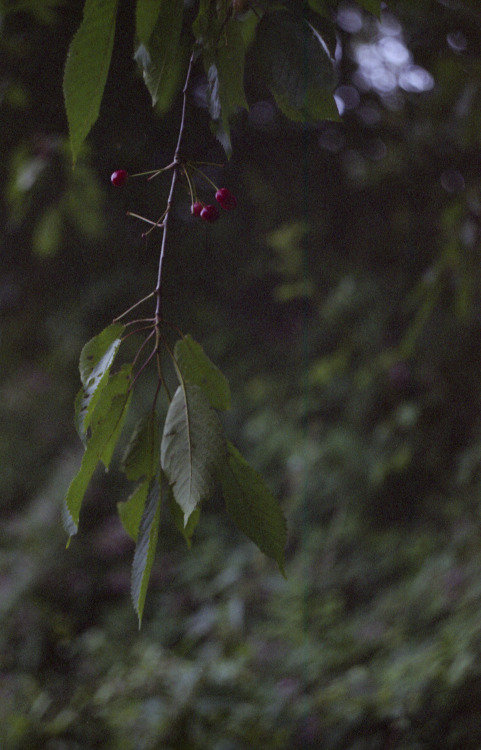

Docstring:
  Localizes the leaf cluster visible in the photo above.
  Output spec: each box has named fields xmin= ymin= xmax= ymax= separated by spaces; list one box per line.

xmin=64 ymin=327 xmax=286 ymax=625
xmin=61 ymin=0 xmax=379 ymax=162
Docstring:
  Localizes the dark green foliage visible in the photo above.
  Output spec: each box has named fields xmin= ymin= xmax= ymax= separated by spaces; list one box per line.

xmin=175 ymin=334 xmax=231 ymax=411
xmin=252 ymin=10 xmax=339 ymax=123
xmin=220 ymin=442 xmax=287 ymax=574
xmin=4 ymin=0 xmax=481 ymax=747
xmin=64 ymin=323 xmax=286 ymax=622
xmin=63 ymin=0 xmax=119 ymax=165
xmin=63 ymin=0 xmax=339 ymax=160
xmin=131 ymin=476 xmax=162 ymax=624
xmin=134 ymin=0 xmax=187 ymax=112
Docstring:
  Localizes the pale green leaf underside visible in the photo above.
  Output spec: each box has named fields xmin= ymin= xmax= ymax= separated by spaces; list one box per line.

xmin=75 ymin=322 xmax=124 ymax=445
xmin=161 ymin=383 xmax=225 ymax=525
xmin=64 ymin=366 xmax=132 ymax=535
xmin=175 ymin=335 xmax=231 ymax=411
xmin=220 ymin=442 xmax=287 ymax=575
xmin=131 ymin=477 xmax=161 ymax=627
xmin=63 ymin=0 xmax=119 ymax=164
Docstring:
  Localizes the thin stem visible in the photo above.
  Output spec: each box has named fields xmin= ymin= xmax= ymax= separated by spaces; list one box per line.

xmin=182 ymin=164 xmax=197 ymax=206
xmin=188 ymin=162 xmax=218 ymax=191
xmin=190 ymin=160 xmax=224 ymax=167
xmin=131 ymin=163 xmax=175 ymax=178
xmin=130 ymin=345 xmax=158 ymax=391
xmin=155 ymin=48 xmax=197 ymax=324
xmin=127 ymin=211 xmax=165 ymax=230
xmin=156 ymin=349 xmax=172 ymax=403
xmin=121 ymin=324 xmax=156 ymax=343
xmin=113 ymin=291 xmax=155 ymax=322
xmin=131 ymin=328 xmax=156 ymax=372
xmin=162 ymin=336 xmax=183 ymax=388
xmin=121 ymin=317 xmax=156 ymax=327
xmin=151 ymin=376 xmax=163 ymax=415
xmin=158 ymin=317 xmax=185 ymax=339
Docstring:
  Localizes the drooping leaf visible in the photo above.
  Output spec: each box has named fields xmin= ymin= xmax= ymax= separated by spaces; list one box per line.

xmin=219 ymin=442 xmax=287 ymax=575
xmin=202 ymin=17 xmax=250 ymax=156
xmin=175 ymin=335 xmax=231 ymax=411
xmin=308 ymin=13 xmax=338 ymax=59
xmin=121 ymin=412 xmax=160 ymax=481
xmin=134 ymin=0 xmax=185 ymax=111
xmin=210 ymin=118 xmax=232 ymax=157
xmin=131 ymin=477 xmax=162 ymax=627
xmin=63 ymin=0 xmax=119 ymax=164
xmin=168 ymin=490 xmax=200 ymax=548
xmin=64 ymin=365 xmax=132 ymax=536
xmin=161 ymin=383 xmax=225 ymax=525
xmin=252 ymin=10 xmax=339 ymax=123
xmin=192 ymin=0 xmax=219 ymax=48
xmin=135 ymin=0 xmax=162 ymax=46
xmin=118 ymin=479 xmax=149 ymax=541
xmin=75 ymin=322 xmax=125 ymax=446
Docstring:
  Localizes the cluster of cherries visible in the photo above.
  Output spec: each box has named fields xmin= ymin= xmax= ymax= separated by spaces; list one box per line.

xmin=191 ymin=187 xmax=237 ymax=222
xmin=110 ymin=168 xmax=237 ymax=224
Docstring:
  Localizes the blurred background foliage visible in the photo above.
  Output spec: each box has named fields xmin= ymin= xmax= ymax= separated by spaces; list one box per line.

xmin=2 ymin=0 xmax=481 ymax=747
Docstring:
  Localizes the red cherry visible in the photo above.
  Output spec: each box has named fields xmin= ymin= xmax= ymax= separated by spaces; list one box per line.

xmin=111 ymin=169 xmax=128 ymax=186
xmin=215 ymin=187 xmax=237 ymax=210
xmin=200 ymin=204 xmax=219 ymax=223
xmin=191 ymin=201 xmax=204 ymax=217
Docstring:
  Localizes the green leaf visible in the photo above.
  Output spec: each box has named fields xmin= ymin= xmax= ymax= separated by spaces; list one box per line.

xmin=134 ymin=0 xmax=185 ymax=111
xmin=253 ymin=10 xmax=339 ymax=123
xmin=121 ymin=412 xmax=160 ymax=481
xmin=32 ymin=205 xmax=63 ymax=257
xmin=118 ymin=479 xmax=149 ymax=541
xmin=131 ymin=477 xmax=162 ymax=627
xmin=355 ymin=0 xmax=381 ymax=17
xmin=161 ymin=383 xmax=226 ymax=525
xmin=64 ymin=365 xmax=132 ymax=536
xmin=175 ymin=335 xmax=231 ymax=411
xmin=135 ymin=0 xmax=162 ymax=46
xmin=168 ymin=490 xmax=200 ymax=548
xmin=308 ymin=0 xmax=330 ymax=18
xmin=202 ymin=18 xmax=250 ymax=156
xmin=75 ymin=322 xmax=125 ymax=446
xmin=219 ymin=442 xmax=287 ymax=575
xmin=63 ymin=0 xmax=119 ymax=165
xmin=192 ymin=0 xmax=219 ymax=47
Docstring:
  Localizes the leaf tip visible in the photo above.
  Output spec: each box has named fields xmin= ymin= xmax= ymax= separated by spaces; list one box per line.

xmin=62 ymin=501 xmax=78 ymax=538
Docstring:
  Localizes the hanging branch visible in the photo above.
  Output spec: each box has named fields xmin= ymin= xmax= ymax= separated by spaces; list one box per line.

xmin=63 ymin=31 xmax=287 ymax=627
xmin=154 ymin=48 xmax=197 ymax=327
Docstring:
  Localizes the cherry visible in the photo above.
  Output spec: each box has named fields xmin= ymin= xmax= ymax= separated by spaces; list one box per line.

xmin=191 ymin=201 xmax=204 ymax=217
xmin=215 ymin=187 xmax=237 ymax=210
xmin=111 ymin=169 xmax=128 ymax=186
xmin=200 ymin=204 xmax=219 ymax=223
